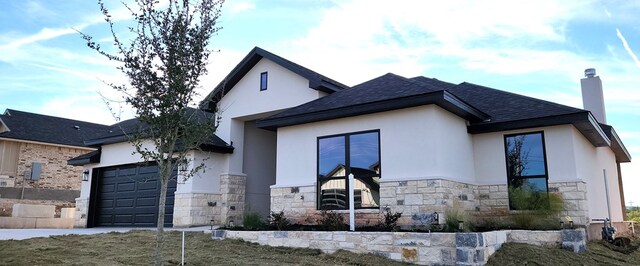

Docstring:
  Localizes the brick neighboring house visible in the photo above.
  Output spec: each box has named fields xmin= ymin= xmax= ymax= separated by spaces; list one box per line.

xmin=0 ymin=109 xmax=109 ymax=214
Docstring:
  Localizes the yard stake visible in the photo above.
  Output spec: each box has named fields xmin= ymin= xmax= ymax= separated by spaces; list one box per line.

xmin=349 ymin=173 xmax=355 ymax=231
xmin=181 ymin=231 xmax=185 ymax=265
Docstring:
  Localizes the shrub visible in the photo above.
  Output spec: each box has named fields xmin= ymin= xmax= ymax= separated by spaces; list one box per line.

xmin=318 ymin=210 xmax=347 ymax=231
xmin=243 ymin=211 xmax=265 ymax=230
xmin=444 ymin=199 xmax=470 ymax=232
xmin=268 ymin=211 xmax=290 ymax=230
xmin=379 ymin=209 xmax=402 ymax=231
xmin=509 ymin=186 xmax=564 ymax=230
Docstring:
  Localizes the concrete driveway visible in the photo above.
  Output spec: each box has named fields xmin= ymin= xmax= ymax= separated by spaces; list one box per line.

xmin=0 ymin=226 xmax=213 ymax=240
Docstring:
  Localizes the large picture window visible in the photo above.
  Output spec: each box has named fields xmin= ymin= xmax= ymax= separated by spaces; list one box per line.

xmin=504 ymin=132 xmax=549 ymax=210
xmin=318 ymin=131 xmax=380 ymax=210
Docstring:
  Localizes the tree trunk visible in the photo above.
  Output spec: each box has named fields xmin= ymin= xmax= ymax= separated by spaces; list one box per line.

xmin=154 ymin=163 xmax=170 ymax=266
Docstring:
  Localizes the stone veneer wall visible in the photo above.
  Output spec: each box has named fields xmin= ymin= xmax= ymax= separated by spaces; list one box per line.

xmin=271 ymin=179 xmax=590 ymax=227
xmin=549 ymin=181 xmax=588 ymax=225
xmin=74 ymin=198 xmax=88 ymax=228
xmin=219 ymin=174 xmax=246 ymax=225
xmin=380 ymin=179 xmax=478 ymax=226
xmin=213 ymin=228 xmax=587 ymax=265
xmin=15 ymin=142 xmax=90 ymax=191
xmin=271 ymin=185 xmax=382 ymax=226
xmin=173 ymin=193 xmax=221 ymax=227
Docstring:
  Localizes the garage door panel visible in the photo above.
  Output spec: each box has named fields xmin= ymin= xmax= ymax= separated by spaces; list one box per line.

xmin=137 ymin=180 xmax=158 ymax=191
xmin=137 ymin=197 xmax=156 ymax=207
xmin=116 ymin=198 xmax=135 ymax=207
xmin=101 ymin=184 xmax=116 ymax=193
xmin=93 ymin=164 xmax=176 ymax=227
xmin=99 ymin=199 xmax=114 ymax=208
xmin=117 ymin=182 xmax=136 ymax=192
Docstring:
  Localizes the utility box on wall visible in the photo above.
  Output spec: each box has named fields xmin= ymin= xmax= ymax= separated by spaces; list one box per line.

xmin=30 ymin=162 xmax=42 ymax=180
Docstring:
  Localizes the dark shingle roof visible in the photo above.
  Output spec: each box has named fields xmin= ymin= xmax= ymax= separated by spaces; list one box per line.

xmin=442 ymin=81 xmax=586 ymax=124
xmin=256 ymin=73 xmax=624 ymax=155
xmin=260 ymin=73 xmax=589 ymax=129
xmin=200 ymin=47 xmax=349 ymax=108
xmin=83 ymin=108 xmax=233 ymax=153
xmin=0 ymin=109 xmax=110 ymax=147
xmin=262 ymin=73 xmax=476 ymax=120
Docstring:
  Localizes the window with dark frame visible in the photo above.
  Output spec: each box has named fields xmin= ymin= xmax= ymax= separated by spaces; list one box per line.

xmin=260 ymin=72 xmax=268 ymax=91
xmin=317 ymin=130 xmax=380 ymax=210
xmin=504 ymin=131 xmax=549 ymax=210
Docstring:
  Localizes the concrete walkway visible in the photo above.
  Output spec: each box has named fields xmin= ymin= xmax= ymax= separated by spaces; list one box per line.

xmin=0 ymin=226 xmax=213 ymax=240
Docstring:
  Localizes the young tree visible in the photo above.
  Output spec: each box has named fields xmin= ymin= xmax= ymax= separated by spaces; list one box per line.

xmin=80 ymin=0 xmax=224 ymax=265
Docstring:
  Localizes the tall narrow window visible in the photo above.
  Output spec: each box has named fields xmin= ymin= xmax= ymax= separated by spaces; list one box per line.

xmin=317 ymin=130 xmax=380 ymax=210
xmin=260 ymin=72 xmax=268 ymax=91
xmin=504 ymin=132 xmax=549 ymax=210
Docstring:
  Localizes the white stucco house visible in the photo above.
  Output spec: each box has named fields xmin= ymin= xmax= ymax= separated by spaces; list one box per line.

xmin=70 ymin=47 xmax=631 ymax=236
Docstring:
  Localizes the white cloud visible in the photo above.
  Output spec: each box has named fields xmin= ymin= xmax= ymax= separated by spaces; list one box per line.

xmin=615 ymin=28 xmax=640 ymax=68
xmin=228 ymin=2 xmax=255 ymax=15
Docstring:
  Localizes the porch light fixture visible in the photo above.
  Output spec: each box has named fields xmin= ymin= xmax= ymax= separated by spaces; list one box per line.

xmin=82 ymin=170 xmax=90 ymax=181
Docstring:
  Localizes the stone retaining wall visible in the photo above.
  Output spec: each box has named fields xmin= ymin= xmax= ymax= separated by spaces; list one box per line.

xmin=213 ymin=228 xmax=586 ymax=265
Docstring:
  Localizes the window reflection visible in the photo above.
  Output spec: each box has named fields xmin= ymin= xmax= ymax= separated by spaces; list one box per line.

xmin=504 ymin=132 xmax=549 ymax=210
xmin=318 ymin=131 xmax=380 ymax=210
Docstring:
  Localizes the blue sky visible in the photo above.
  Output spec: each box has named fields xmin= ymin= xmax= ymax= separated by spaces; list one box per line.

xmin=1 ymin=0 xmax=639 ymax=206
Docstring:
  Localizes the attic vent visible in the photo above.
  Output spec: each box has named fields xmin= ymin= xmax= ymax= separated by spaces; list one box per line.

xmin=73 ymin=125 xmax=80 ymax=130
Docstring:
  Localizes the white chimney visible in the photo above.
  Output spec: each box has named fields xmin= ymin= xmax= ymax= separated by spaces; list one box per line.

xmin=580 ymin=68 xmax=607 ymax=123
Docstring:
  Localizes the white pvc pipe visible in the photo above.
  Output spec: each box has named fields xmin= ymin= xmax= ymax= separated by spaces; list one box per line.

xmin=603 ymin=169 xmax=612 ymax=221
xmin=349 ymin=173 xmax=355 ymax=231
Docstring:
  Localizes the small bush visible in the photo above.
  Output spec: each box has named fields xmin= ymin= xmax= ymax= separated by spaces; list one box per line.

xmin=379 ymin=209 xmax=402 ymax=231
xmin=268 ymin=211 xmax=290 ymax=230
xmin=444 ymin=199 xmax=470 ymax=232
xmin=243 ymin=211 xmax=265 ymax=230
xmin=509 ymin=187 xmax=564 ymax=230
xmin=318 ymin=210 xmax=347 ymax=231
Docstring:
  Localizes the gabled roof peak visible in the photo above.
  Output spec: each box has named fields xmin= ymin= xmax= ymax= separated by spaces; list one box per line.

xmin=200 ymin=47 xmax=349 ymax=108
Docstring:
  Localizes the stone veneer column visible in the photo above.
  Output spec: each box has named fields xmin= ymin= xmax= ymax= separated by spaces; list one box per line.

xmin=74 ymin=198 xmax=88 ymax=228
xmin=173 ymin=193 xmax=222 ymax=227
xmin=219 ymin=173 xmax=246 ymax=225
xmin=549 ymin=181 xmax=588 ymax=225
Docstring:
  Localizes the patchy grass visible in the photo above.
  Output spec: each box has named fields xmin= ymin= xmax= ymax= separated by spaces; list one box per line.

xmin=487 ymin=239 xmax=640 ymax=266
xmin=0 ymin=230 xmax=410 ymax=265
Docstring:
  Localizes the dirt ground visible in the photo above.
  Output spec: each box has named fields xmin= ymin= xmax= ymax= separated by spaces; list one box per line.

xmin=0 ymin=230 xmax=411 ymax=265
xmin=487 ymin=239 xmax=640 ymax=266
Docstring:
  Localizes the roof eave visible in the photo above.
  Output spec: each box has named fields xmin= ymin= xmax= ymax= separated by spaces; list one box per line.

xmin=257 ymin=91 xmax=487 ymax=130
xmin=467 ymin=111 xmax=611 ymax=147
xmin=607 ymin=126 xmax=632 ymax=163
xmin=67 ymin=150 xmax=101 ymax=166
xmin=84 ymin=134 xmax=129 ymax=146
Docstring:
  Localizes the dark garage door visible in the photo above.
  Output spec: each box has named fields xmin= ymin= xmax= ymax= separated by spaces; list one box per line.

xmin=92 ymin=164 xmax=176 ymax=227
